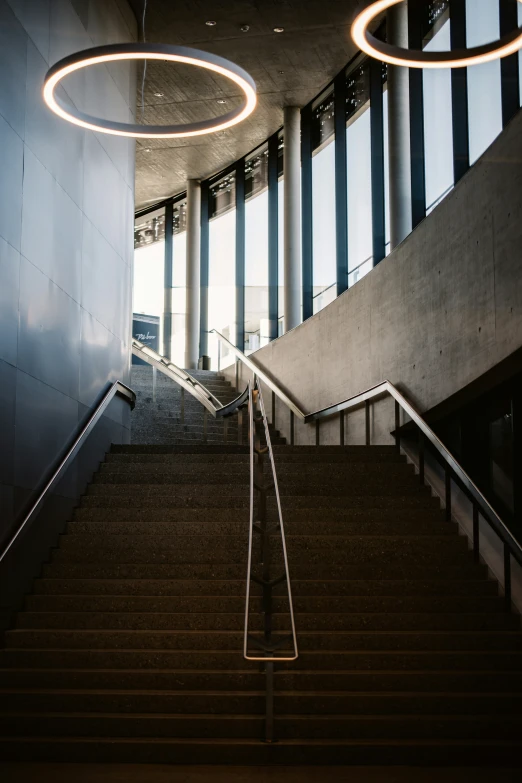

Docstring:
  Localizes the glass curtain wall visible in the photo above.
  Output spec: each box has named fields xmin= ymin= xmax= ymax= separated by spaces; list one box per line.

xmin=466 ymin=0 xmax=502 ymax=165
xmin=171 ymin=199 xmax=187 ymax=366
xmin=133 ymin=206 xmax=165 ymax=337
xmin=244 ymin=145 xmax=269 ymax=354
xmin=208 ymin=172 xmax=237 ymax=369
xmin=312 ymin=91 xmax=337 ymax=314
xmin=423 ymin=3 xmax=454 ymax=213
xmin=346 ymin=58 xmax=373 ymax=287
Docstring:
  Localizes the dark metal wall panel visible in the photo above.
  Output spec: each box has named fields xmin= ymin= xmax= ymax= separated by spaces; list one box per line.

xmin=450 ymin=0 xmax=470 ymax=184
xmin=0 ymin=0 xmax=136 ymax=627
xmin=199 ymin=180 xmax=210 ymax=358
xmin=334 ymin=71 xmax=348 ymax=294
xmin=500 ymin=0 xmax=521 ymax=127
xmin=163 ymin=200 xmax=174 ymax=358
xmin=268 ymin=132 xmax=279 ymax=340
xmin=408 ymin=1 xmax=427 ymax=228
xmin=301 ymin=103 xmax=314 ymax=322
xmin=370 ymin=58 xmax=386 ymax=266
xmin=235 ymin=158 xmax=246 ymax=351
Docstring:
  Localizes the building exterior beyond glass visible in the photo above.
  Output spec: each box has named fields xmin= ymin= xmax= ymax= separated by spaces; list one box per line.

xmin=134 ymin=0 xmax=518 ymax=370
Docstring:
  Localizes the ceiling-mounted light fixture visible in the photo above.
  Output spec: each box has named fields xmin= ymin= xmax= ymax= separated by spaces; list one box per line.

xmin=43 ymin=43 xmax=257 ymax=138
xmin=206 ymin=20 xmax=217 ymax=26
xmin=352 ymin=0 xmax=522 ymax=68
xmin=273 ymin=27 xmax=285 ymax=33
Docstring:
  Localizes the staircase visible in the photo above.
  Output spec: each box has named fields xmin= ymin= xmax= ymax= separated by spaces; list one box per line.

xmin=0 ymin=369 xmax=521 ymax=765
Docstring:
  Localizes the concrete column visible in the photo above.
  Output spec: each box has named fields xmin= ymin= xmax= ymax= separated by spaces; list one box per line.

xmin=387 ymin=2 xmax=412 ymax=250
xmin=283 ymin=106 xmax=302 ymax=333
xmin=185 ymin=179 xmax=201 ymax=369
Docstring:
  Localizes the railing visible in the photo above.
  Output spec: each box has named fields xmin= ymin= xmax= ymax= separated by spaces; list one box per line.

xmin=0 ymin=380 xmax=136 ymax=564
xmin=212 ymin=330 xmax=522 ymax=611
xmin=132 ymin=338 xmax=249 ymax=441
xmin=133 ymin=339 xmax=298 ymax=741
xmin=244 ymin=377 xmax=298 ymax=742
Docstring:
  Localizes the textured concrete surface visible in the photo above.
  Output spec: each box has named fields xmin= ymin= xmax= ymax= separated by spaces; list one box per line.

xmin=225 ymin=109 xmax=522 ymax=448
xmin=0 ymin=764 xmax=520 ymax=782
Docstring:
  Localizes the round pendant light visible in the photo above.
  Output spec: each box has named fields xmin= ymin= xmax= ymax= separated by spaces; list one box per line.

xmin=43 ymin=43 xmax=257 ymax=138
xmin=352 ymin=0 xmax=522 ymax=69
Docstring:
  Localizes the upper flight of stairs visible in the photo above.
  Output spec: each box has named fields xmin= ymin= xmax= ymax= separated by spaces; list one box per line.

xmin=130 ymin=365 xmax=284 ymax=446
xmin=0 ymin=366 xmax=521 ymax=764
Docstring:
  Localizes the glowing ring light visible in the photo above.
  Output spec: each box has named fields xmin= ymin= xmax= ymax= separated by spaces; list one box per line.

xmin=43 ymin=43 xmax=257 ymax=138
xmin=352 ymin=0 xmax=522 ymax=69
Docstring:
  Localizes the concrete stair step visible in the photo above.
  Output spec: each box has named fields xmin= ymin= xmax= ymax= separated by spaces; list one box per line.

xmin=1 ymin=669 xmax=520 ymax=693
xmin=23 ymin=594 xmax=506 ymax=615
xmin=41 ymin=561 xmax=488 ymax=581
xmin=6 ymin=628 xmax=522 ymax=651
xmin=91 ymin=472 xmax=418 ymax=487
xmin=2 ymin=648 xmax=520 ymax=671
xmin=32 ymin=577 xmax=498 ymax=598
xmin=0 ymin=712 xmax=519 ymax=742
xmin=15 ymin=611 xmax=518 ymax=632
xmin=99 ymin=461 xmax=410 ymax=476
xmin=0 ymin=736 xmax=520 ymax=765
xmin=1 ymin=689 xmax=521 ymax=716
xmin=107 ymin=451 xmax=406 ymax=464
xmin=67 ymin=516 xmax=455 ymax=537
xmin=80 ymin=494 xmax=441 ymax=510
xmin=85 ymin=481 xmax=432 ymax=497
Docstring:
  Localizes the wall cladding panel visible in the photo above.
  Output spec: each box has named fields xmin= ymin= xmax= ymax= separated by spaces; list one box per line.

xmin=0 ymin=0 xmax=136 ymax=628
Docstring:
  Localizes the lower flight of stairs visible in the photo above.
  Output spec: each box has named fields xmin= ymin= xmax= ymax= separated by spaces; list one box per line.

xmin=0 ymin=441 xmax=521 ymax=764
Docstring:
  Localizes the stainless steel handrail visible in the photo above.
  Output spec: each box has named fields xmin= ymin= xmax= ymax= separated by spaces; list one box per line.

xmin=212 ymin=331 xmax=522 ymax=584
xmin=132 ymin=338 xmax=223 ymax=416
xmin=211 ymin=330 xmax=305 ymax=420
xmin=244 ymin=376 xmax=298 ymax=742
xmin=0 ymin=380 xmax=135 ymax=564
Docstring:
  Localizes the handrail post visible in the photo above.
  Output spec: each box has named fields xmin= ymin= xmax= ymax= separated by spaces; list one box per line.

xmin=395 ymin=400 xmax=400 ymax=452
xmin=418 ymin=430 xmax=425 ymax=485
xmin=445 ymin=469 xmax=452 ymax=521
xmin=504 ymin=544 xmax=512 ymax=611
xmin=473 ymin=505 xmax=480 ymax=562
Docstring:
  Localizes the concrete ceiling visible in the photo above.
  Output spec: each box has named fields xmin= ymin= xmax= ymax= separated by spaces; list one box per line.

xmin=129 ymin=0 xmax=366 ymax=209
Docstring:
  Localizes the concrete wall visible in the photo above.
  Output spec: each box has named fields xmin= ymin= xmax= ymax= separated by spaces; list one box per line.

xmin=0 ymin=0 xmax=136 ymax=626
xmin=226 ymin=107 xmax=522 ymax=448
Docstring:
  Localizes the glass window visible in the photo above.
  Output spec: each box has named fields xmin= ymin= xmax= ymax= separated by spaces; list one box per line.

xmin=466 ymin=0 xmax=502 ymax=165
xmin=346 ymin=59 xmax=373 ymax=287
xmin=171 ymin=199 xmax=187 ymax=366
xmin=382 ymin=65 xmax=391 ymax=256
xmin=245 ymin=146 xmax=269 ymax=354
xmin=133 ymin=207 xmax=165 ymax=336
xmin=278 ymin=135 xmax=284 ymax=334
xmin=423 ymin=7 xmax=454 ymax=213
xmin=208 ymin=172 xmax=236 ymax=370
xmin=312 ymin=90 xmax=336 ymax=314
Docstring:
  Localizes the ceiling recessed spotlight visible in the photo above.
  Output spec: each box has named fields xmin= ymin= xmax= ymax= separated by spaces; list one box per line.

xmin=240 ymin=25 xmax=250 ymax=32
xmin=217 ymin=98 xmax=227 ymax=104
xmin=144 ymin=147 xmax=151 ymax=152
xmin=206 ymin=20 xmax=217 ymax=26
xmin=43 ymin=43 xmax=257 ymax=138
xmin=154 ymin=92 xmax=164 ymax=97
xmin=273 ymin=27 xmax=284 ymax=33
xmin=278 ymin=70 xmax=285 ymax=74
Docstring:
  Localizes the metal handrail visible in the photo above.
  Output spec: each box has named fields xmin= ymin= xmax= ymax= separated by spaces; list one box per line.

xmin=212 ymin=331 xmax=522 ymax=600
xmin=132 ymin=338 xmax=249 ymax=421
xmin=0 ymin=380 xmax=135 ymax=564
xmin=244 ymin=377 xmax=298 ymax=742
xmin=132 ymin=338 xmax=223 ymax=415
